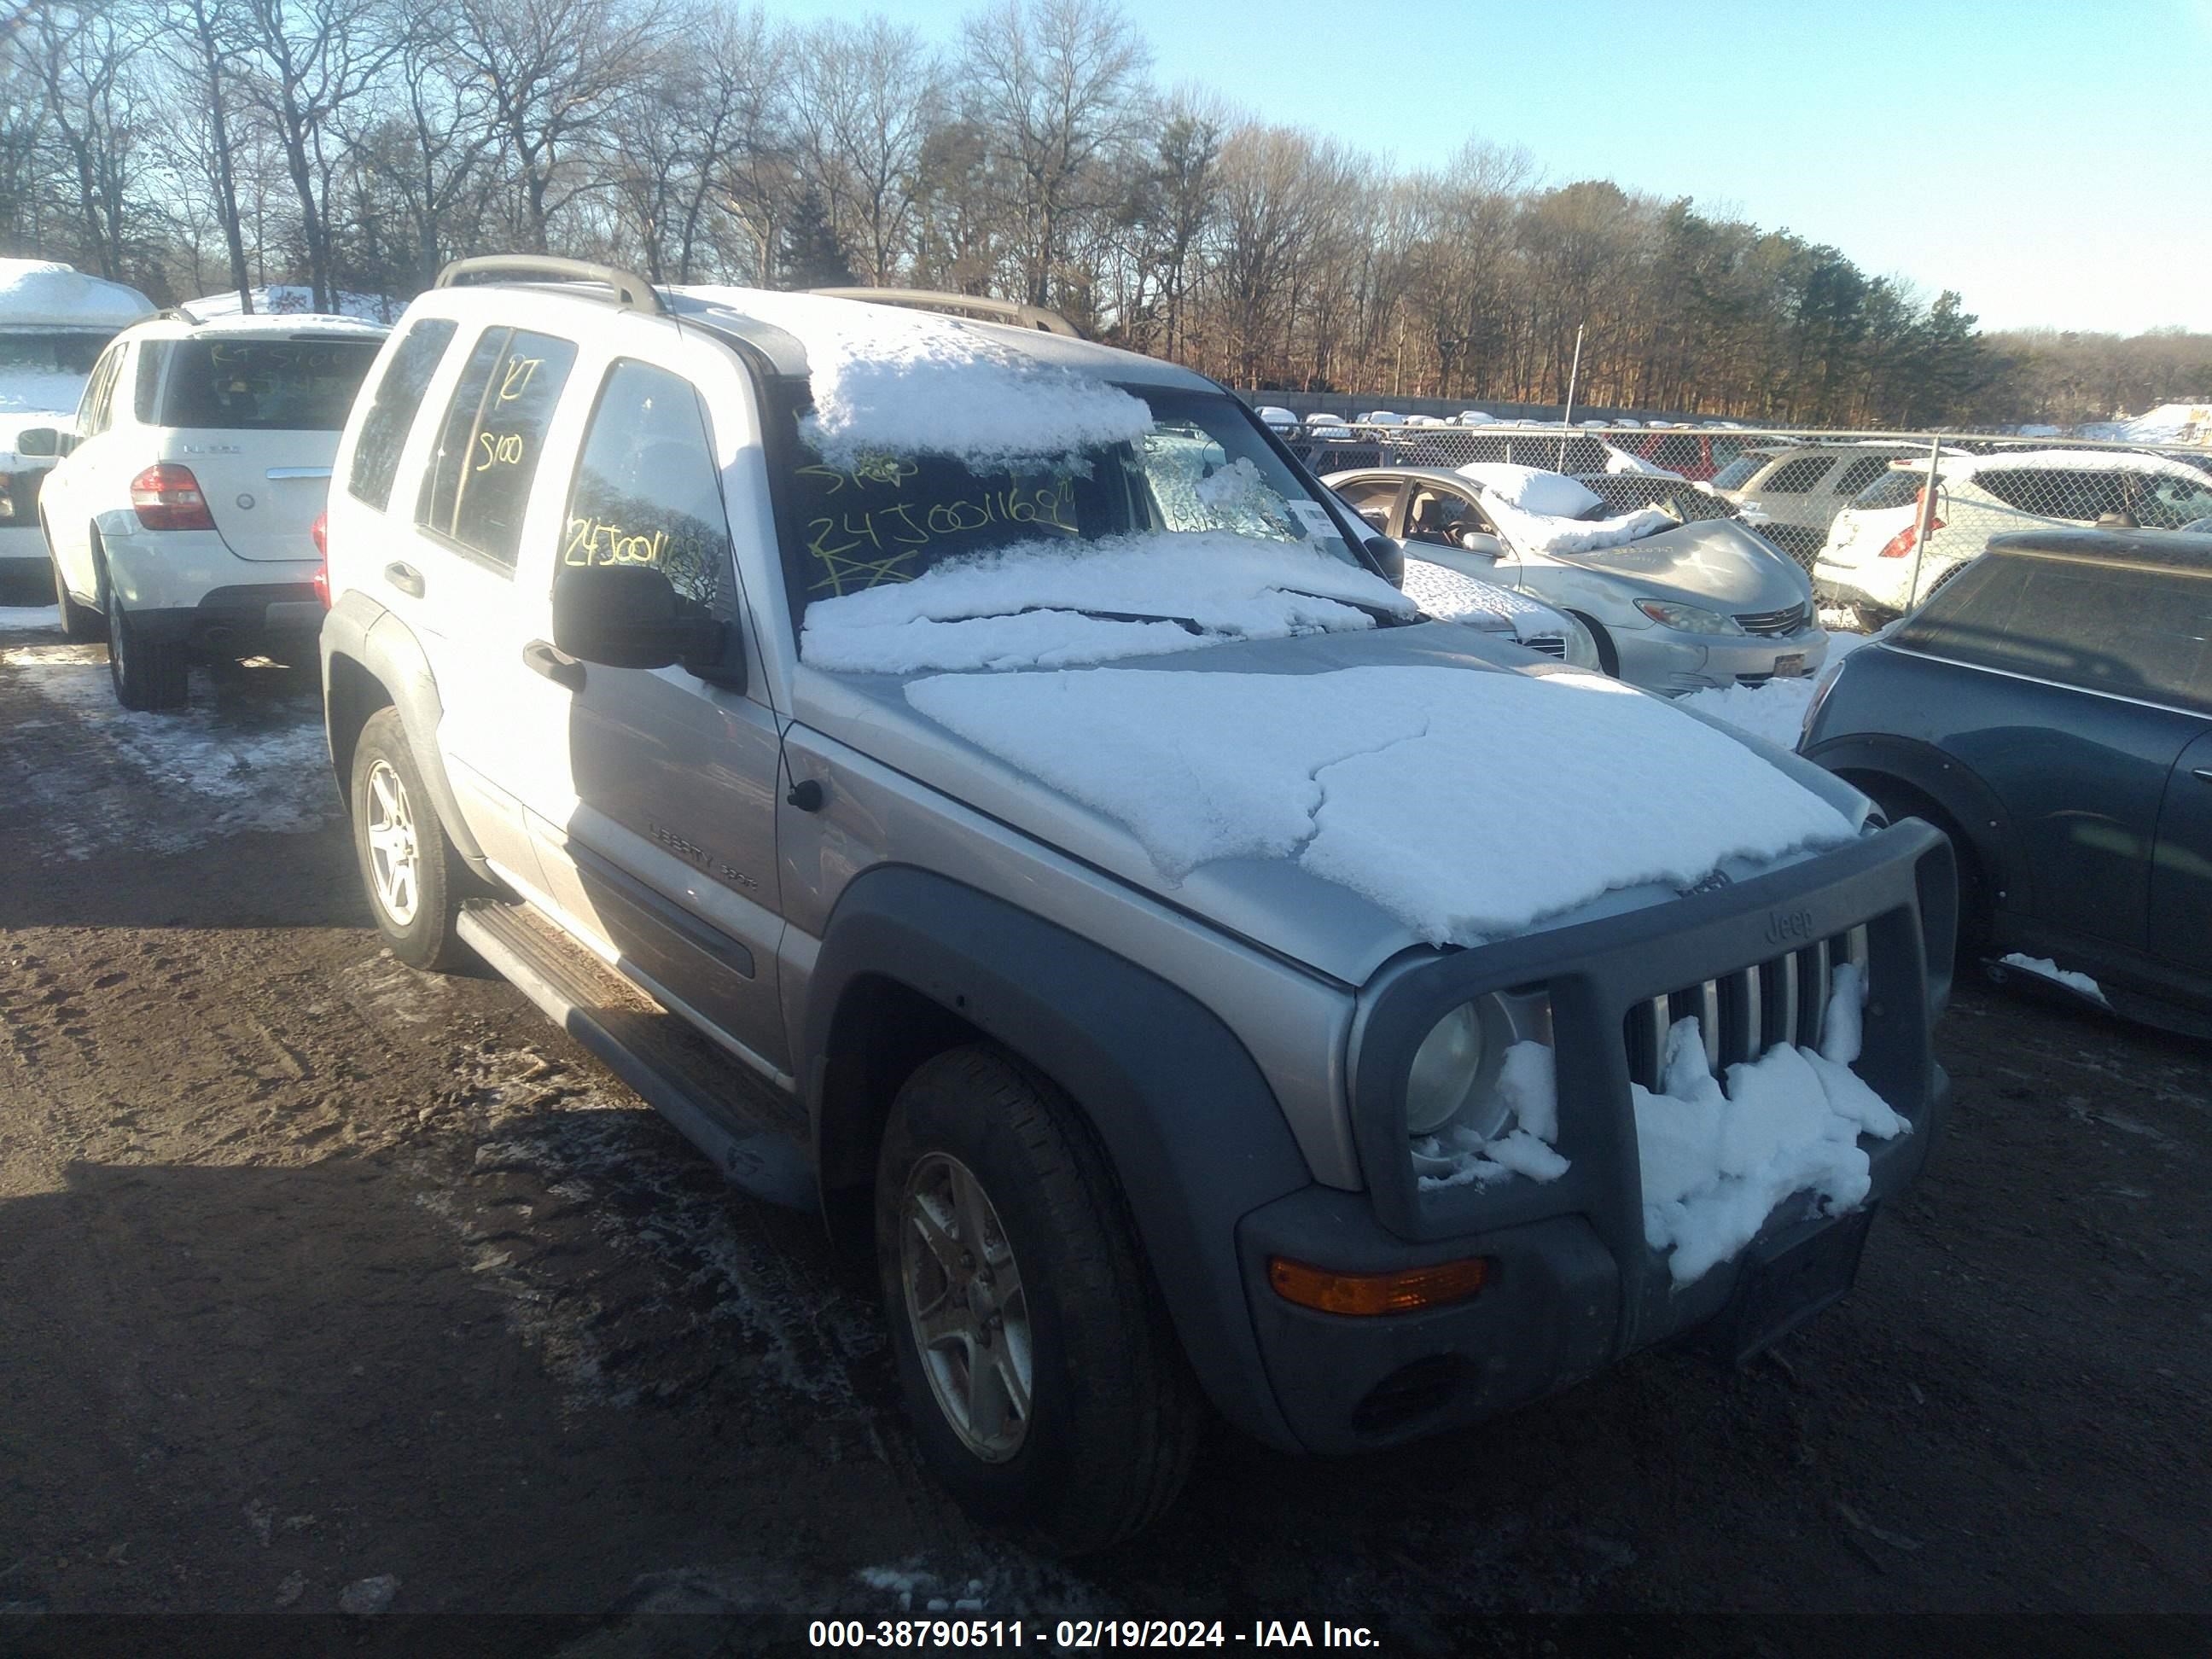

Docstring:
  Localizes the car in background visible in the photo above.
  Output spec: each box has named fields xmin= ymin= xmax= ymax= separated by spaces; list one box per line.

xmin=1802 ymin=527 xmax=2212 ymax=1035
xmin=1712 ymin=443 xmax=1930 ymax=572
xmin=1619 ymin=427 xmax=1761 ymax=482
xmin=0 ymin=259 xmax=154 ymax=582
xmin=1325 ymin=462 xmax=1826 ymax=696
xmin=31 ymin=305 xmax=387 ymax=707
xmin=1813 ymin=448 xmax=2212 ymax=624
xmin=1570 ymin=471 xmax=1746 ymax=526
xmin=1254 ymin=404 xmax=1298 ymax=434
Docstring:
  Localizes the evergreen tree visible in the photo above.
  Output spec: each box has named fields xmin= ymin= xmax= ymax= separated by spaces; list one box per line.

xmin=779 ymin=185 xmax=854 ymax=288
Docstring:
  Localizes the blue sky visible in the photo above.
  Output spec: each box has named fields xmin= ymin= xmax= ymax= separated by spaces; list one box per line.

xmin=771 ymin=0 xmax=2209 ymax=335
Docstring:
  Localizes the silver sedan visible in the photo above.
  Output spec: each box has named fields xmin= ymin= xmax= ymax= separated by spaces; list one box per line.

xmin=1325 ymin=464 xmax=1827 ymax=695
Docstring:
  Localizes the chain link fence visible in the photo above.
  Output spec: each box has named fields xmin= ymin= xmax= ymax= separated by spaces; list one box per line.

xmin=1261 ymin=410 xmax=2212 ymax=626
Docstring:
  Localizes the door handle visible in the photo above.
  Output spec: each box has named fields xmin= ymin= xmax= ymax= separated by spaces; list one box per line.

xmin=523 ymin=639 xmax=585 ymax=692
xmin=383 ymin=561 xmax=424 ymax=598
xmin=2193 ymin=768 xmax=2212 ymax=784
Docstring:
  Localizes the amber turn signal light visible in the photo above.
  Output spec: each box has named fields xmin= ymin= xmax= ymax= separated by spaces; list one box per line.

xmin=1267 ymin=1254 xmax=1488 ymax=1316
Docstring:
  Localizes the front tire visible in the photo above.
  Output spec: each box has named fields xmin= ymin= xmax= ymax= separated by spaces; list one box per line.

xmin=1568 ymin=609 xmax=1621 ymax=677
xmin=875 ymin=1045 xmax=1200 ymax=1555
xmin=349 ymin=707 xmax=471 ymax=972
xmin=107 ymin=592 xmax=189 ymax=710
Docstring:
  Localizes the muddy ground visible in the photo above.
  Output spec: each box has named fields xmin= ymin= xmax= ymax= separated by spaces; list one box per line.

xmin=0 ymin=591 xmax=2206 ymax=1639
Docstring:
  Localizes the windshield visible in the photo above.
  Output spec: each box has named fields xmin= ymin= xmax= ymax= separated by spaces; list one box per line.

xmin=1853 ymin=468 xmax=1936 ymax=510
xmin=776 ymin=383 xmax=1408 ymax=672
xmin=161 ymin=336 xmax=382 ymax=431
xmin=0 ymin=330 xmax=112 ymax=376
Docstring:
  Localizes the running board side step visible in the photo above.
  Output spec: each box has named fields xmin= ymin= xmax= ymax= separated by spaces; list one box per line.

xmin=457 ymin=900 xmax=817 ymax=1213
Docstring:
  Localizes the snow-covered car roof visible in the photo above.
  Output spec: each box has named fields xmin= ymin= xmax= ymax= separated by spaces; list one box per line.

xmin=1254 ymin=405 xmax=1297 ymax=426
xmin=183 ymin=285 xmax=404 ymax=324
xmin=1305 ymin=411 xmax=1348 ymax=425
xmin=160 ymin=310 xmax=387 ymax=339
xmin=1359 ymin=410 xmax=1405 ymax=424
xmin=0 ymin=259 xmax=153 ymax=332
xmin=1901 ymin=446 xmax=2209 ymax=485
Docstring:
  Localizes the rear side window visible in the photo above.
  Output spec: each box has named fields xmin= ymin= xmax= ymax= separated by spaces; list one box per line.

xmin=133 ymin=343 xmax=167 ymax=422
xmin=1853 ymin=469 xmax=1935 ymax=510
xmin=1650 ymin=434 xmax=1700 ymax=470
xmin=561 ymin=360 xmax=732 ymax=608
xmin=161 ymin=337 xmax=383 ymax=431
xmin=78 ymin=346 xmax=122 ymax=434
xmin=1895 ymin=549 xmax=2212 ymax=712
xmin=1708 ymin=453 xmax=1770 ymax=491
xmin=1763 ymin=456 xmax=1836 ymax=494
xmin=1832 ymin=456 xmax=1895 ymax=497
xmin=1976 ymin=468 xmax=2127 ymax=521
xmin=416 ymin=326 xmax=577 ymax=570
xmin=348 ymin=317 xmax=457 ymax=511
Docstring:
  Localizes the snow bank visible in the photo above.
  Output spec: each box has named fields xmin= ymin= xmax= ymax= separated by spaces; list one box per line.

xmin=2000 ymin=952 xmax=2110 ymax=1006
xmin=1679 ymin=630 xmax=1866 ymax=751
xmin=1399 ymin=556 xmax=1564 ymax=632
xmin=0 ymin=259 xmax=152 ymax=329
xmin=800 ymin=532 xmax=1414 ymax=673
xmin=904 ymin=664 xmax=1854 ymax=944
xmin=1414 ymin=1040 xmax=1572 ymax=1190
xmin=696 ymin=288 xmax=1151 ymax=469
xmin=1637 ymin=962 xmax=1910 ymax=1284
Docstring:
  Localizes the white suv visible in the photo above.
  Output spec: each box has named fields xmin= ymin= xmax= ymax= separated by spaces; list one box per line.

xmin=32 ymin=306 xmax=387 ymax=707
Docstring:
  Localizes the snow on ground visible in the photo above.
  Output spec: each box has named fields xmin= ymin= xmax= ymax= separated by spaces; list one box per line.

xmin=1635 ymin=962 xmax=1909 ymax=1284
xmin=905 ymin=663 xmax=1854 ymax=945
xmin=2000 ymin=952 xmax=2110 ymax=1006
xmin=183 ymin=284 xmax=405 ymax=324
xmin=693 ymin=287 xmax=1152 ymax=469
xmin=0 ymin=605 xmax=60 ymax=636
xmin=1679 ymin=629 xmax=1872 ymax=751
xmin=799 ymin=532 xmax=1413 ymax=674
xmin=0 ymin=258 xmax=152 ymax=328
xmin=0 ymin=642 xmax=333 ymax=857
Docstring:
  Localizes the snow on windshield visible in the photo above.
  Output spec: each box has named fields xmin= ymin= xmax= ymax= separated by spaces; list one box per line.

xmin=1456 ymin=462 xmax=1675 ymax=555
xmin=904 ymin=663 xmax=1854 ymax=942
xmin=800 ymin=532 xmax=1413 ymax=674
xmin=702 ymin=288 xmax=1152 ymax=469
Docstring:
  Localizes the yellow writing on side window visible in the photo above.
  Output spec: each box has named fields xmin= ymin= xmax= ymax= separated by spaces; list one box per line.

xmin=565 ymin=515 xmax=670 ymax=569
xmin=474 ymin=430 xmax=525 ymax=471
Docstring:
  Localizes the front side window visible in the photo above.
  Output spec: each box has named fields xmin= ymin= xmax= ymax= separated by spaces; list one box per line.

xmin=77 ymin=346 xmax=122 ymax=434
xmin=562 ymin=360 xmax=732 ymax=608
xmin=1333 ymin=476 xmax=1402 ymax=530
xmin=1404 ymin=487 xmax=1481 ymax=545
xmin=160 ymin=336 xmax=383 ymax=431
xmin=415 ymin=326 xmax=577 ymax=569
xmin=2131 ymin=471 xmax=2212 ymax=530
xmin=349 ymin=317 xmax=458 ymax=511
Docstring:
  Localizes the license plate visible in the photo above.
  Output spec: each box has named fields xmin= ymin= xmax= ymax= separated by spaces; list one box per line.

xmin=1770 ymin=654 xmax=1806 ymax=678
xmin=1713 ymin=1208 xmax=1872 ymax=1365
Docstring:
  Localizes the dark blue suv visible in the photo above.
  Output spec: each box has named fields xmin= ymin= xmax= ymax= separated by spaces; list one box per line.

xmin=1802 ymin=527 xmax=2212 ymax=1034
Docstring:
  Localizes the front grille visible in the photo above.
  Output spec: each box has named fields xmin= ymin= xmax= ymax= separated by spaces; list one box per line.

xmin=1734 ymin=602 xmax=1809 ymax=637
xmin=1621 ymin=925 xmax=1867 ymax=1090
xmin=1522 ymin=634 xmax=1567 ymax=658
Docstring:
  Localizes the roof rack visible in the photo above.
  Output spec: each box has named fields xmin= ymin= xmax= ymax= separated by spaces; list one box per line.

xmin=808 ymin=286 xmax=1080 ymax=338
xmin=435 ymin=255 xmax=665 ymax=314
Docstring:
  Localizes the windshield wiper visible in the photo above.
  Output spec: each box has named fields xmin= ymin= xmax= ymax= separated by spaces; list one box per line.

xmin=975 ymin=604 xmax=1208 ymax=634
xmin=1274 ymin=589 xmax=1417 ymax=626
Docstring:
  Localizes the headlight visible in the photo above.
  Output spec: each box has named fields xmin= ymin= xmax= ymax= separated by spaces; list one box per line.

xmin=1559 ymin=614 xmax=1603 ymax=671
xmin=1634 ymin=598 xmax=1743 ymax=635
xmin=1405 ymin=995 xmax=1538 ymax=1140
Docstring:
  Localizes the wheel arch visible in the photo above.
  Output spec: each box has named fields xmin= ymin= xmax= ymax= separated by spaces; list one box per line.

xmin=1805 ymin=732 xmax=2017 ymax=917
xmin=804 ymin=864 xmax=1313 ymax=1450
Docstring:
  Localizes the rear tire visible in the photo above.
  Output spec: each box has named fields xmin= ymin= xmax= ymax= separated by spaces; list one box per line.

xmin=349 ymin=707 xmax=472 ymax=972
xmin=107 ymin=593 xmax=189 ymax=710
xmin=875 ymin=1045 xmax=1200 ymax=1555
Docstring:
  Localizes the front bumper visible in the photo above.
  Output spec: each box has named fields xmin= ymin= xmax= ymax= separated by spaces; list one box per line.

xmin=1232 ymin=819 xmax=1954 ymax=1454
xmin=1615 ymin=623 xmax=1831 ymax=695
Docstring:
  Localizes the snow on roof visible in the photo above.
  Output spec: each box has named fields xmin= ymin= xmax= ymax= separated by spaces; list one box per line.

xmin=1307 ymin=412 xmax=1348 ymax=426
xmin=799 ymin=532 xmax=1415 ymax=674
xmin=1453 ymin=462 xmax=1676 ymax=553
xmin=1254 ymin=405 xmax=1297 ymax=425
xmin=1458 ymin=410 xmax=1496 ymax=425
xmin=679 ymin=288 xmax=1151 ymax=469
xmin=1359 ymin=410 xmax=1404 ymax=425
xmin=903 ymin=663 xmax=1854 ymax=944
xmin=1604 ymin=445 xmax=1679 ymax=477
xmin=183 ymin=285 xmax=404 ymax=324
xmin=177 ymin=310 xmax=387 ymax=339
xmin=1945 ymin=446 xmax=2209 ymax=484
xmin=0 ymin=259 xmax=152 ymax=330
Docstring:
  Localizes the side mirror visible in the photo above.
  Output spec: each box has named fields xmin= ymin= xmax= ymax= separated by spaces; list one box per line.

xmin=552 ymin=563 xmax=732 ymax=676
xmin=1362 ymin=533 xmax=1404 ymax=588
xmin=15 ymin=427 xmax=58 ymax=458
xmin=1458 ymin=531 xmax=1505 ymax=558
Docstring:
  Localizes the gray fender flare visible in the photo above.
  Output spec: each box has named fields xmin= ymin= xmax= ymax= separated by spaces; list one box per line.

xmin=319 ymin=591 xmax=490 ymax=874
xmin=804 ymin=864 xmax=1313 ymax=1450
xmin=1802 ymin=732 xmax=2019 ymax=913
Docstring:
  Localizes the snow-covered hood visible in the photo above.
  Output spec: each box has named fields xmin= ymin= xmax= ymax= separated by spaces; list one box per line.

xmin=795 ymin=625 xmax=1871 ymax=985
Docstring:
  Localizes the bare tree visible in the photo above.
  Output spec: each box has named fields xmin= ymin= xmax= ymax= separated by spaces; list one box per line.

xmin=789 ymin=15 xmax=938 ymax=285
xmin=22 ymin=0 xmax=147 ymax=280
xmin=153 ymin=0 xmax=255 ymax=308
xmin=956 ymin=0 xmax=1148 ymax=308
